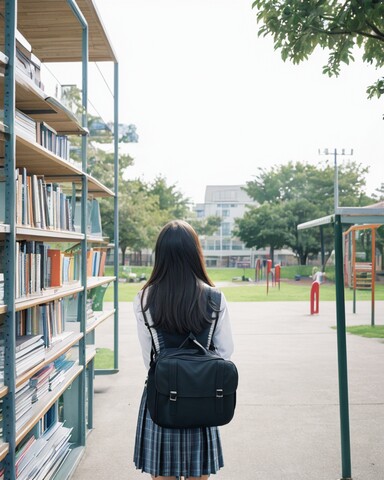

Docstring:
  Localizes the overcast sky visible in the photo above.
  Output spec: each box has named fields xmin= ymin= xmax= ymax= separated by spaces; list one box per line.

xmin=89 ymin=0 xmax=384 ymax=204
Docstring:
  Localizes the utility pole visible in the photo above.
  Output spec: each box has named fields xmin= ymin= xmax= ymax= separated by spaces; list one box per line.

xmin=318 ymin=148 xmax=354 ymax=210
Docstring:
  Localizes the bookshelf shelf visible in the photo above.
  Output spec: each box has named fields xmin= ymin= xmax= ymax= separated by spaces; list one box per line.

xmin=15 ymin=0 xmax=117 ymax=63
xmin=15 ymin=282 xmax=84 ymax=312
xmin=0 ymin=51 xmax=8 ymax=65
xmin=15 ymin=130 xmax=83 ymax=177
xmin=0 ymin=121 xmax=7 ymax=134
xmin=16 ymin=331 xmax=83 ymax=388
xmin=0 ymin=224 xmax=10 ymax=234
xmin=15 ymin=364 xmax=83 ymax=447
xmin=86 ymin=345 xmax=97 ymax=365
xmin=16 ymin=226 xmax=84 ymax=242
xmin=0 ymin=71 xmax=86 ymax=135
xmin=0 ymin=386 xmax=9 ymax=399
xmin=0 ymin=443 xmax=9 ymax=462
xmin=86 ymin=309 xmax=115 ymax=334
xmin=50 ymin=445 xmax=85 ymax=480
xmin=87 ymin=235 xmax=110 ymax=245
xmin=86 ymin=174 xmax=115 ymax=198
xmin=87 ymin=276 xmax=116 ymax=290
xmin=0 ymin=305 xmax=7 ymax=314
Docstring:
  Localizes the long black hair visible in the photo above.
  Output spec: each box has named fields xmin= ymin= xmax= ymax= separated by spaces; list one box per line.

xmin=141 ymin=220 xmax=216 ymax=334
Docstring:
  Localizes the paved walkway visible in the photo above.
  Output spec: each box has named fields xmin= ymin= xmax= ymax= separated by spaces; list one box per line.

xmin=73 ymin=300 xmax=384 ymax=480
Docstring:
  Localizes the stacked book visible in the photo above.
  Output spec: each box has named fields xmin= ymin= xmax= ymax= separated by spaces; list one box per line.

xmin=50 ymin=354 xmax=75 ymax=392
xmin=87 ymin=247 xmax=107 ymax=277
xmin=36 ymin=122 xmax=70 ymax=160
xmin=30 ymin=364 xmax=55 ymax=404
xmin=86 ymin=298 xmax=95 ymax=325
xmin=15 ymin=241 xmax=81 ymax=299
xmin=14 ymin=31 xmax=43 ymax=89
xmin=15 ymin=422 xmax=72 ymax=480
xmin=15 ymin=379 xmax=35 ymax=431
xmin=15 ymin=168 xmax=75 ymax=231
xmin=16 ymin=300 xmax=70 ymax=348
xmin=15 ymin=109 xmax=36 ymax=143
xmin=16 ymin=335 xmax=45 ymax=377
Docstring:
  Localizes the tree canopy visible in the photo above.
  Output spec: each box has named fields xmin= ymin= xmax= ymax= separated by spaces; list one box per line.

xmin=252 ymin=0 xmax=384 ymax=97
xmin=91 ymin=167 xmax=191 ymax=265
xmin=236 ymin=160 xmax=372 ymax=264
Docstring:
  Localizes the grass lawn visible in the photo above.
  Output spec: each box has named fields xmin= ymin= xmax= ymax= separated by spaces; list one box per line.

xmin=105 ymin=265 xmax=336 ymax=282
xmin=103 ymin=278 xmax=384 ymax=303
xmin=94 ymin=347 xmax=115 ymax=369
xmin=345 ymin=325 xmax=384 ymax=338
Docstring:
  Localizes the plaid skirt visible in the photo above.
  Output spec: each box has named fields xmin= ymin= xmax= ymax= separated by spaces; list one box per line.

xmin=134 ymin=386 xmax=224 ymax=478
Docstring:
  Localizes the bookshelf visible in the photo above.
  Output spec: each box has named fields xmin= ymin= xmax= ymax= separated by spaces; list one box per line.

xmin=0 ymin=1 xmax=119 ymax=479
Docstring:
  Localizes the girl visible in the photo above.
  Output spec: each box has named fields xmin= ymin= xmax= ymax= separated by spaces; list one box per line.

xmin=133 ymin=220 xmax=234 ymax=480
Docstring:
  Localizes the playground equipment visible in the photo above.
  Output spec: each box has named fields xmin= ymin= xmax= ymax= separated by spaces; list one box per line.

xmin=310 ymin=281 xmax=320 ymax=314
xmin=266 ymin=259 xmax=272 ymax=294
xmin=255 ymin=259 xmax=281 ymax=294
xmin=274 ymin=264 xmax=281 ymax=289
xmin=343 ymin=224 xmax=381 ymax=325
xmin=298 ymin=205 xmax=384 ymax=480
xmin=254 ymin=258 xmax=263 ymax=282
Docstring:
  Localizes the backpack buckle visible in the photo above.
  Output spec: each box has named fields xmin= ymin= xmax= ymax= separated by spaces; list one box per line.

xmin=170 ymin=391 xmax=177 ymax=401
xmin=216 ymin=389 xmax=223 ymax=398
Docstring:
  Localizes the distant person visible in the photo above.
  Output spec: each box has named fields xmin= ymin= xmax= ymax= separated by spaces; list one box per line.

xmin=133 ymin=220 xmax=234 ymax=480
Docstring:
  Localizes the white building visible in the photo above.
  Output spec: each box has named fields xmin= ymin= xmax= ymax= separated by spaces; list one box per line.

xmin=194 ymin=185 xmax=256 ymax=267
xmin=195 ymin=185 xmax=296 ymax=268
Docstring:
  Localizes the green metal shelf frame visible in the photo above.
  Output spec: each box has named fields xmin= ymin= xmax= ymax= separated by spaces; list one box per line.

xmin=2 ymin=0 xmax=119 ymax=477
xmin=3 ymin=1 xmax=18 ymax=477
xmin=298 ymin=205 xmax=384 ymax=480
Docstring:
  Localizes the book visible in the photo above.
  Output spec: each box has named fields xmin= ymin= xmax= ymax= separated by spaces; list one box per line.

xmin=16 ymin=335 xmax=44 ymax=354
xmin=47 ymin=249 xmax=62 ymax=287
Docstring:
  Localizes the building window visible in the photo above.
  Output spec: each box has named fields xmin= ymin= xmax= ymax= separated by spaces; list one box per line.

xmin=207 ymin=240 xmax=215 ymax=250
xmin=222 ymin=240 xmax=231 ymax=250
xmin=222 ymin=222 xmax=231 ymax=236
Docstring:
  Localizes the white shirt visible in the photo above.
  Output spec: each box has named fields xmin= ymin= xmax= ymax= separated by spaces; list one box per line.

xmin=133 ymin=290 xmax=234 ymax=370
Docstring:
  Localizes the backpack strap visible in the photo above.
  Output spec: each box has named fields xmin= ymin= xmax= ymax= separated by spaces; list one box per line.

xmin=207 ymin=288 xmax=221 ymax=349
xmin=141 ymin=307 xmax=157 ymax=365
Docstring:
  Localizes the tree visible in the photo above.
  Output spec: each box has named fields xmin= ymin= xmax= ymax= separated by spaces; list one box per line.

xmin=252 ymin=0 xmax=384 ymax=97
xmin=242 ymin=161 xmax=372 ymax=265
xmin=148 ymin=176 xmax=190 ymax=220
xmin=245 ymin=160 xmax=371 ymax=210
xmin=234 ymin=202 xmax=294 ymax=264
xmin=117 ymin=180 xmax=162 ymax=265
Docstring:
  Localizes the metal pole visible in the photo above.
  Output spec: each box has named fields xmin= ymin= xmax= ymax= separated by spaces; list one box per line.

xmin=334 ymin=215 xmax=352 ymax=480
xmin=67 ymin=0 xmax=88 ymax=446
xmin=334 ymin=149 xmax=339 ymax=210
xmin=352 ymin=230 xmax=356 ymax=314
xmin=4 ymin=1 xmax=17 ymax=477
xmin=320 ymin=225 xmax=325 ymax=271
xmin=113 ymin=61 xmax=119 ymax=370
xmin=371 ymin=228 xmax=375 ymax=326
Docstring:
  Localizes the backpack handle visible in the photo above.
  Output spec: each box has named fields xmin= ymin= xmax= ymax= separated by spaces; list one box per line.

xmin=178 ymin=333 xmax=209 ymax=355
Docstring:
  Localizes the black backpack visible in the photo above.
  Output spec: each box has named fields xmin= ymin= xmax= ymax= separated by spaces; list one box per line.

xmin=143 ymin=290 xmax=238 ymax=429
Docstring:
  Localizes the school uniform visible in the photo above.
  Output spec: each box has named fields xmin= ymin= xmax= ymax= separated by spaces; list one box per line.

xmin=133 ymin=287 xmax=234 ymax=478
